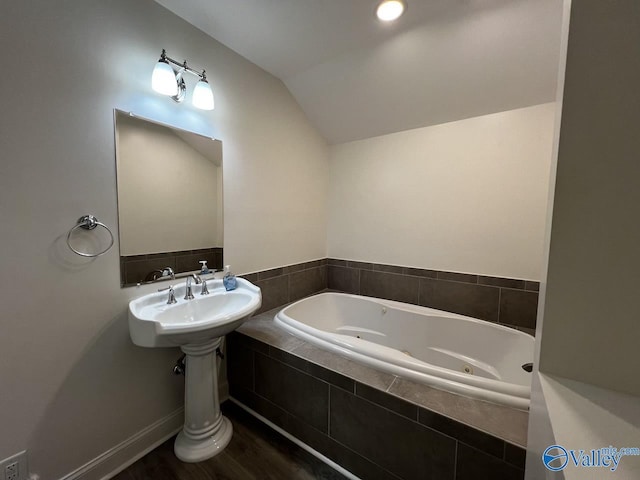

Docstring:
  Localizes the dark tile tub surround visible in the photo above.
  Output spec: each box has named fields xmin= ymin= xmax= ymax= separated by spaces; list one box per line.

xmin=240 ymin=259 xmax=328 ymax=314
xmin=328 ymin=259 xmax=539 ymax=333
xmin=120 ymin=247 xmax=223 ymax=286
xmin=227 ymin=311 xmax=527 ymax=480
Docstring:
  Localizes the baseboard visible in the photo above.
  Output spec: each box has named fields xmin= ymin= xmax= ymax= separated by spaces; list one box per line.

xmin=229 ymin=397 xmax=360 ymax=480
xmin=59 ymin=408 xmax=184 ymax=480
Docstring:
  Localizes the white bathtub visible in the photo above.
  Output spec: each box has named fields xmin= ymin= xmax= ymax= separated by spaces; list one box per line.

xmin=274 ymin=292 xmax=534 ymax=410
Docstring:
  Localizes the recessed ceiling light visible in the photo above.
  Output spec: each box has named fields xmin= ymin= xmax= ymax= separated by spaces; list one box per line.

xmin=376 ymin=0 xmax=406 ymax=22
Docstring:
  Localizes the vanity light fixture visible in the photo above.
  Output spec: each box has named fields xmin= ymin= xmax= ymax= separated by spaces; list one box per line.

xmin=151 ymin=49 xmax=215 ymax=110
xmin=376 ymin=0 xmax=406 ymax=21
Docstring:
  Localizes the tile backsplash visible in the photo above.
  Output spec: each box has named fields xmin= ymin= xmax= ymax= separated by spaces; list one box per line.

xmin=120 ymin=247 xmax=223 ymax=286
xmin=327 ymin=259 xmax=539 ymax=333
xmin=238 ymin=258 xmax=539 ymax=334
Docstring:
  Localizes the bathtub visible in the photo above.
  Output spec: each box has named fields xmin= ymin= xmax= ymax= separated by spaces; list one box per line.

xmin=274 ymin=292 xmax=534 ymax=410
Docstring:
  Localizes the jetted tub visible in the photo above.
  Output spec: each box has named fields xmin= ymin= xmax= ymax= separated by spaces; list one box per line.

xmin=275 ymin=292 xmax=534 ymax=410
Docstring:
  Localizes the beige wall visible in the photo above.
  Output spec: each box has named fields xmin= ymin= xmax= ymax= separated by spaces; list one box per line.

xmin=116 ymin=115 xmax=222 ymax=256
xmin=328 ymin=103 xmax=556 ymax=281
xmin=0 ymin=1 xmax=327 ymax=478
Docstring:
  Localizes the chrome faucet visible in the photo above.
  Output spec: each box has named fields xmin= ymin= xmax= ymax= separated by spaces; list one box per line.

xmin=162 ymin=267 xmax=175 ymax=280
xmin=184 ymin=274 xmax=202 ymax=300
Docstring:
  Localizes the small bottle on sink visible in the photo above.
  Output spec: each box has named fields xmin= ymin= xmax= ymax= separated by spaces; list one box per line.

xmin=223 ymin=265 xmax=237 ymax=291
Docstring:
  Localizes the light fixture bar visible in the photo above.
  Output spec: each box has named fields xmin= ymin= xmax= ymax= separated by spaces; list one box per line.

xmin=159 ymin=49 xmax=206 ymax=81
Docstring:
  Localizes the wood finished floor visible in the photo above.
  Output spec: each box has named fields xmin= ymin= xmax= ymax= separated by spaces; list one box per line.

xmin=112 ymin=402 xmax=347 ymax=480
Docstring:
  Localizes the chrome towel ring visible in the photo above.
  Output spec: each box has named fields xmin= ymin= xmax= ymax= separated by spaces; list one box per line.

xmin=67 ymin=214 xmax=115 ymax=257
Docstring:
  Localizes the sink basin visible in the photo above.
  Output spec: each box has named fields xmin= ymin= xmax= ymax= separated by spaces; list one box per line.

xmin=129 ymin=277 xmax=261 ymax=347
xmin=128 ymin=276 xmax=261 ymax=464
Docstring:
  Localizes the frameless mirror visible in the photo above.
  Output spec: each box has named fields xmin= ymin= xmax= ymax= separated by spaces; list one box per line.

xmin=114 ymin=110 xmax=223 ymax=287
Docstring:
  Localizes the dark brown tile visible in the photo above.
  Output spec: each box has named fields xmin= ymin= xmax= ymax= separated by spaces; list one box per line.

xmin=418 ymin=409 xmax=504 ymax=459
xmin=403 ymin=267 xmax=438 ymax=278
xmin=255 ymin=275 xmax=289 ymax=313
xmin=373 ymin=263 xmax=404 ymax=274
xmin=307 ymin=363 xmax=355 ymax=392
xmin=437 ymin=271 xmax=478 ymax=283
xmin=516 ymin=326 xmax=536 ymax=337
xmin=330 ymin=387 xmax=456 ymax=480
xmin=283 ymin=410 xmax=401 ymax=480
xmin=176 ymin=251 xmax=218 ymax=273
xmin=328 ymin=258 xmax=347 ymax=267
xmin=291 ymin=343 xmax=395 ymax=391
xmin=255 ymin=353 xmax=329 ymax=433
xmin=121 ymin=254 xmax=150 ymax=262
xmin=268 ymin=347 xmax=309 ymax=372
xmin=213 ymin=249 xmax=224 ymax=270
xmin=284 ymin=262 xmax=306 ymax=274
xmin=304 ymin=259 xmax=324 ymax=269
xmin=419 ymin=278 xmax=500 ymax=322
xmin=327 ymin=266 xmax=360 ymax=294
xmin=190 ymin=247 xmax=215 ymax=255
xmin=524 ymin=281 xmax=540 ymax=292
xmin=146 ymin=251 xmax=181 ymax=260
xmin=346 ymin=261 xmax=373 ymax=270
xmin=456 ymin=444 xmax=524 ymax=480
xmin=241 ymin=273 xmax=259 ymax=283
xmin=268 ymin=342 xmax=354 ymax=392
xmin=504 ymin=442 xmax=527 ymax=469
xmin=227 ymin=338 xmax=254 ymax=392
xmin=289 ymin=266 xmax=327 ymax=302
xmin=360 ymin=270 xmax=419 ymax=304
xmin=478 ymin=276 xmax=526 ymax=290
xmin=228 ymin=331 xmax=269 ymax=355
xmin=355 ymin=383 xmax=418 ymax=420
xmin=258 ymin=267 xmax=285 ymax=280
xmin=231 ymin=385 xmax=289 ymax=430
xmin=123 ymin=257 xmax=176 ymax=285
xmin=498 ymin=289 xmax=538 ymax=329
xmin=388 ymin=377 xmax=529 ymax=447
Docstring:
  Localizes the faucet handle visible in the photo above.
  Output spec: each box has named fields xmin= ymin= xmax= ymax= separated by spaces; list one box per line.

xmin=200 ymin=279 xmax=210 ymax=295
xmin=184 ymin=277 xmax=195 ymax=300
xmin=158 ymin=285 xmax=177 ymax=304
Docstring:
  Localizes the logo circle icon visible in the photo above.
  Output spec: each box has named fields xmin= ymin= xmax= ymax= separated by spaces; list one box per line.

xmin=543 ymin=445 xmax=569 ymax=471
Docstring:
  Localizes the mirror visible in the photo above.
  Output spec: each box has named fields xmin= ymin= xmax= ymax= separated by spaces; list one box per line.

xmin=114 ymin=110 xmax=223 ymax=287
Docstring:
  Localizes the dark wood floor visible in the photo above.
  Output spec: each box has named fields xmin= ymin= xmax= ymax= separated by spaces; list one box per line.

xmin=113 ymin=402 xmax=347 ymax=480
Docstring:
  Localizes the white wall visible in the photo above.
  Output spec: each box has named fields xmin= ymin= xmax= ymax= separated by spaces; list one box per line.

xmin=116 ymin=115 xmax=222 ymax=256
xmin=0 ymin=1 xmax=327 ymax=478
xmin=328 ymin=103 xmax=556 ymax=280
xmin=536 ymin=0 xmax=640 ymax=396
xmin=527 ymin=1 xmax=640 ymax=478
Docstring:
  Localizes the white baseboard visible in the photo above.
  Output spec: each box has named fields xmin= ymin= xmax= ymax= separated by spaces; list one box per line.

xmin=59 ymin=408 xmax=184 ymax=480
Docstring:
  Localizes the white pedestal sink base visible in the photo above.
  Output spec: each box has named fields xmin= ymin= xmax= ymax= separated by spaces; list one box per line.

xmin=174 ymin=416 xmax=232 ymax=462
xmin=174 ymin=337 xmax=232 ymax=463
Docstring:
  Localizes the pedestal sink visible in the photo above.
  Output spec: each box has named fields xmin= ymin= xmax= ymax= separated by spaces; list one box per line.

xmin=128 ymin=277 xmax=261 ymax=462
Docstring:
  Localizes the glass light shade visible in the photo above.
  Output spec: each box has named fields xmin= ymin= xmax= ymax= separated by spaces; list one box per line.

xmin=192 ymin=79 xmax=215 ymax=110
xmin=376 ymin=0 xmax=406 ymax=21
xmin=152 ymin=60 xmax=178 ymax=96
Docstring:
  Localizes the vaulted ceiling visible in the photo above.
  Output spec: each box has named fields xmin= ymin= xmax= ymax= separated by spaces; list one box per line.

xmin=156 ymin=0 xmax=564 ymax=144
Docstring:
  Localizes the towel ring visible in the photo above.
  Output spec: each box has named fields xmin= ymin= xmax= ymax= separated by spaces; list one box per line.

xmin=67 ymin=214 xmax=115 ymax=257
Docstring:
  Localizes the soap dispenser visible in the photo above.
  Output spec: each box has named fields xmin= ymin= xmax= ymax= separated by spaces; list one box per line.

xmin=223 ymin=265 xmax=237 ymax=291
xmin=199 ymin=260 xmax=210 ymax=275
